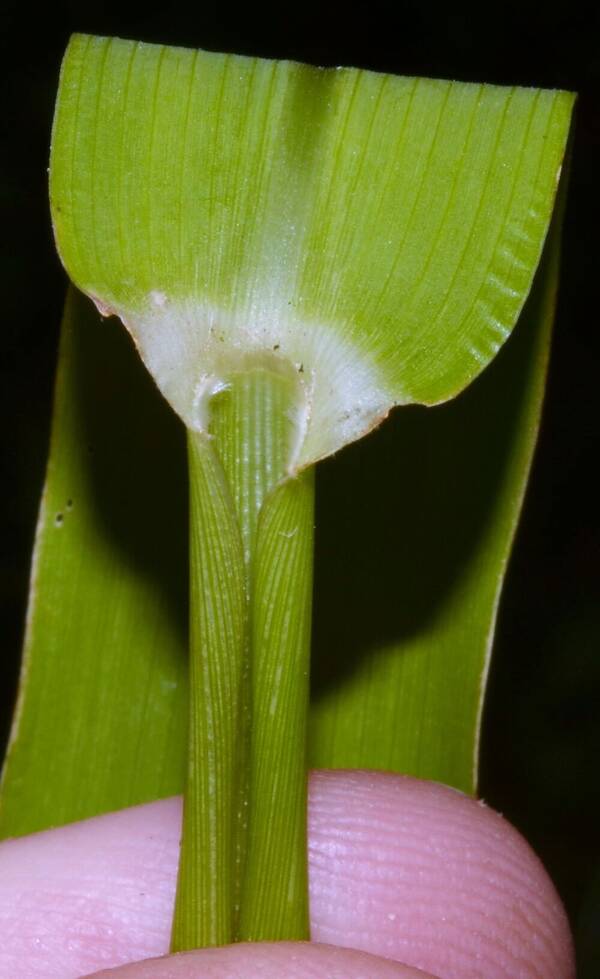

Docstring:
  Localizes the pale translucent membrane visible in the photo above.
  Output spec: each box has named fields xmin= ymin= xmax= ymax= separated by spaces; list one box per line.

xmin=111 ymin=291 xmax=400 ymax=472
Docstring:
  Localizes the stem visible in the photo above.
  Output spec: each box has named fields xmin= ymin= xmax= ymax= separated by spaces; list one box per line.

xmin=171 ymin=367 xmax=314 ymax=950
xmin=242 ymin=467 xmax=314 ymax=940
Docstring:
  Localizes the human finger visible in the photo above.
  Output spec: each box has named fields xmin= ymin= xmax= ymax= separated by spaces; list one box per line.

xmin=0 ymin=771 xmax=574 ymax=978
xmin=83 ymin=941 xmax=437 ymax=978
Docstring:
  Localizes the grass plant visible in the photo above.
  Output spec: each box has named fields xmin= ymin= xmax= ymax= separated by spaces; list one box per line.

xmin=0 ymin=33 xmax=573 ymax=951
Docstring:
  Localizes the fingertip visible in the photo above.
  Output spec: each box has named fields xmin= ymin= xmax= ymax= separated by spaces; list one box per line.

xmin=309 ymin=770 xmax=575 ymax=979
xmin=0 ymin=771 xmax=575 ymax=979
xmin=83 ymin=942 xmax=438 ymax=978
xmin=0 ymin=797 xmax=181 ymax=976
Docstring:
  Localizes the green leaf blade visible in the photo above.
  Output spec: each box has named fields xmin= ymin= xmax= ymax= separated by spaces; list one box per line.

xmin=50 ymin=34 xmax=573 ymax=467
xmin=309 ymin=212 xmax=563 ymax=791
xmin=0 ymin=289 xmax=189 ymax=837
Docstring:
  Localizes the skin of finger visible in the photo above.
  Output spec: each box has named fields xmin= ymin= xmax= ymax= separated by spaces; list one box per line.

xmin=308 ymin=772 xmax=574 ymax=979
xmin=83 ymin=941 xmax=438 ymax=978
xmin=0 ymin=771 xmax=574 ymax=979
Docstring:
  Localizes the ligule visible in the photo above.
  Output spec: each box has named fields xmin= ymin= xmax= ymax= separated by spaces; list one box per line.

xmin=172 ymin=368 xmax=314 ymax=950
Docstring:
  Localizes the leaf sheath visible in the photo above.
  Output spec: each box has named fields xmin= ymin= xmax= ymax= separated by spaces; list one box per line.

xmin=171 ymin=369 xmax=314 ymax=950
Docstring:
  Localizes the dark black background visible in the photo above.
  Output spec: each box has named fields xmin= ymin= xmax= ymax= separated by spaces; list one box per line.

xmin=2 ymin=2 xmax=599 ymax=972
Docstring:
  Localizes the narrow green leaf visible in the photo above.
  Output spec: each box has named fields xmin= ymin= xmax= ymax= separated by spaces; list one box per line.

xmin=0 ymin=288 xmax=188 ymax=837
xmin=310 ymin=212 xmax=563 ymax=792
xmin=50 ymin=34 xmax=572 ymax=467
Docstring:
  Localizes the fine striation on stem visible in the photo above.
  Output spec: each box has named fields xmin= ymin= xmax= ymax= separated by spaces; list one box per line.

xmin=171 ymin=365 xmax=314 ymax=950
